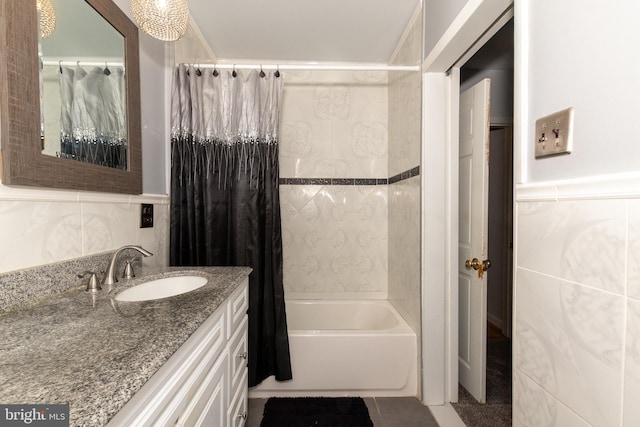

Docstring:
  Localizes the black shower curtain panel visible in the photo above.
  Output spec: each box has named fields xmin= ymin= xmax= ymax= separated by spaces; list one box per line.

xmin=169 ymin=64 xmax=292 ymax=387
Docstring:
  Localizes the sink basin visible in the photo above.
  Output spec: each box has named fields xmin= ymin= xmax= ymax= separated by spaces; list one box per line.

xmin=114 ymin=275 xmax=208 ymax=302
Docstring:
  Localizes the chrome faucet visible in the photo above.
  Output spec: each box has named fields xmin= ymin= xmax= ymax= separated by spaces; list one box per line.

xmin=102 ymin=245 xmax=153 ymax=292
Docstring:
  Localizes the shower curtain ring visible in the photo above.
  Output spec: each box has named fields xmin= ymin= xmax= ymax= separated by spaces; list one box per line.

xmin=232 ymin=64 xmax=237 ymax=78
xmin=196 ymin=63 xmax=202 ymax=76
xmin=274 ymin=65 xmax=280 ymax=78
xmin=213 ymin=64 xmax=219 ymax=77
xmin=260 ymin=65 xmax=265 ymax=78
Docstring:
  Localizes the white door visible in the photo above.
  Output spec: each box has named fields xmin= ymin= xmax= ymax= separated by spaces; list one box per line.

xmin=458 ymin=78 xmax=491 ymax=403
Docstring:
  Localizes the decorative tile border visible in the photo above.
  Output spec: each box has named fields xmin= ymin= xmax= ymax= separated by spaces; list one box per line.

xmin=280 ymin=166 xmax=420 ymax=186
xmin=389 ymin=166 xmax=421 ymax=184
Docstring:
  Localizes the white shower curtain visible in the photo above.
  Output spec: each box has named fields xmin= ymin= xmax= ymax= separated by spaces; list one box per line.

xmin=58 ymin=65 xmax=127 ymax=169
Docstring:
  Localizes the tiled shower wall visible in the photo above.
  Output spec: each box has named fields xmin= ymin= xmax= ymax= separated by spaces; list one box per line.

xmin=279 ymin=70 xmax=389 ymax=298
xmin=278 ymin=12 xmax=423 ymax=307
xmin=388 ymin=13 xmax=423 ymax=332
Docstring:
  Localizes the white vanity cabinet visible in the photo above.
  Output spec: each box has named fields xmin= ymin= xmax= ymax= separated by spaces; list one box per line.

xmin=107 ymin=279 xmax=249 ymax=427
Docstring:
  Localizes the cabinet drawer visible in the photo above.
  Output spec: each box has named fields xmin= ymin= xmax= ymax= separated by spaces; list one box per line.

xmin=227 ymin=369 xmax=248 ymax=427
xmin=227 ymin=279 xmax=248 ymax=337
xmin=176 ymin=352 xmax=229 ymax=427
xmin=228 ymin=316 xmax=248 ymax=394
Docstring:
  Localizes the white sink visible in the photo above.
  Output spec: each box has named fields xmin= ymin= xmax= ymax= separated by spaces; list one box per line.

xmin=114 ymin=275 xmax=208 ymax=302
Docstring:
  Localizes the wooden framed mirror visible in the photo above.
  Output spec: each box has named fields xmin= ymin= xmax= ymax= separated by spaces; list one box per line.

xmin=0 ymin=0 xmax=142 ymax=194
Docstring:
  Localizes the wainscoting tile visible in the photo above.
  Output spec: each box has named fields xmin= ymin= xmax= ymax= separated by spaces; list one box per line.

xmin=624 ymin=298 xmax=640 ymax=427
xmin=515 ymin=268 xmax=624 ymax=427
xmin=136 ymin=203 xmax=170 ymax=267
xmin=0 ymin=201 xmax=82 ymax=273
xmin=517 ymin=199 xmax=626 ymax=295
xmin=81 ymin=203 xmax=138 ymax=255
xmin=627 ymin=200 xmax=640 ymax=300
xmin=514 ymin=371 xmax=591 ymax=427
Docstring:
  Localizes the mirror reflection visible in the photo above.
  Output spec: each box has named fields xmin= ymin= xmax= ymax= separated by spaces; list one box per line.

xmin=38 ymin=0 xmax=127 ymax=170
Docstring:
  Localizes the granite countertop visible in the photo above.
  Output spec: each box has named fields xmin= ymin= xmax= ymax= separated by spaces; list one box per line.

xmin=0 ymin=266 xmax=251 ymax=427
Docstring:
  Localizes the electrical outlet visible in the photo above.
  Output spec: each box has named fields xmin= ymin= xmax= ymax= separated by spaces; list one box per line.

xmin=140 ymin=204 xmax=154 ymax=228
xmin=535 ymin=107 xmax=574 ymax=158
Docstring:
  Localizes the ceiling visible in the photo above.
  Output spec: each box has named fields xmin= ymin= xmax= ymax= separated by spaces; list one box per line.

xmin=187 ymin=0 xmax=421 ymax=63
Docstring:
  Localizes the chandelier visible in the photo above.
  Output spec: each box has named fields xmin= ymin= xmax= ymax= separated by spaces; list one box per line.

xmin=130 ymin=0 xmax=190 ymax=42
xmin=36 ymin=0 xmax=56 ymax=39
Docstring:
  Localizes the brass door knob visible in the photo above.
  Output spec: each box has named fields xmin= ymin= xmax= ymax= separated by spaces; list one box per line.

xmin=465 ymin=258 xmax=492 ymax=278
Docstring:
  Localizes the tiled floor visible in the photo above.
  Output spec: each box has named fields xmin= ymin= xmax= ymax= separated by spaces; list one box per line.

xmin=247 ymin=397 xmax=439 ymax=427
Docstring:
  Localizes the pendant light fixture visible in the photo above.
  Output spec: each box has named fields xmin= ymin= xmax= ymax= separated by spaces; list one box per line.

xmin=36 ymin=0 xmax=56 ymax=39
xmin=130 ymin=0 xmax=190 ymax=42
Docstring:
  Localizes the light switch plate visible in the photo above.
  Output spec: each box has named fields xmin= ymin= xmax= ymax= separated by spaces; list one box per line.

xmin=535 ymin=107 xmax=574 ymax=158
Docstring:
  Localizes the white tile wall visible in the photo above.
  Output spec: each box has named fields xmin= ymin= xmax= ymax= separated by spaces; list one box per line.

xmin=81 ymin=203 xmax=140 ymax=255
xmin=626 ymin=200 xmax=640 ymax=300
xmin=515 ymin=182 xmax=640 ymax=427
xmin=625 ymin=298 xmax=640 ymax=427
xmin=514 ymin=371 xmax=591 ymax=427
xmin=0 ymin=201 xmax=83 ymax=272
xmin=387 ymin=14 xmax=422 ymax=331
xmin=389 ymin=13 xmax=422 ymax=178
xmin=280 ymin=185 xmax=388 ymax=296
xmin=280 ymin=71 xmax=388 ymax=179
xmin=278 ymin=70 xmax=391 ymax=298
xmin=516 ymin=268 xmax=624 ymax=427
xmin=388 ymin=71 xmax=422 ymax=178
xmin=277 ymin=20 xmax=422 ymax=303
xmin=517 ymin=199 xmax=627 ymax=295
xmin=388 ymin=175 xmax=421 ymax=332
xmin=0 ymin=195 xmax=169 ymax=274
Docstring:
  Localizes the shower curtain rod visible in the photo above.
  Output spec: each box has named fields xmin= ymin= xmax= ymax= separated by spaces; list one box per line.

xmin=181 ymin=63 xmax=420 ymax=72
xmin=42 ymin=60 xmax=124 ymax=68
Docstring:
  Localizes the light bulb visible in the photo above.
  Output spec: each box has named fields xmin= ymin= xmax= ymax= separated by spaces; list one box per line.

xmin=36 ymin=0 xmax=56 ymax=39
xmin=130 ymin=0 xmax=189 ymax=42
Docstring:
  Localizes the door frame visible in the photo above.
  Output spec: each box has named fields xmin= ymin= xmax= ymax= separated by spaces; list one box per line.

xmin=420 ymin=0 xmax=517 ymax=404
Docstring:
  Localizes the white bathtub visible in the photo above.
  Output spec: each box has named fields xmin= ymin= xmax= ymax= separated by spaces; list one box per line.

xmin=249 ymin=299 xmax=417 ymax=397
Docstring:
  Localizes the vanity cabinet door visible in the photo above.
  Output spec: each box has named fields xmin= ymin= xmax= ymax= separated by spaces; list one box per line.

xmin=155 ymin=311 xmax=226 ymax=426
xmin=176 ymin=351 xmax=229 ymax=427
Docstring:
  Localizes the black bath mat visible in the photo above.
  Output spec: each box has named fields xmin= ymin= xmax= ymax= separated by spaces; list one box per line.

xmin=260 ymin=397 xmax=374 ymax=427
